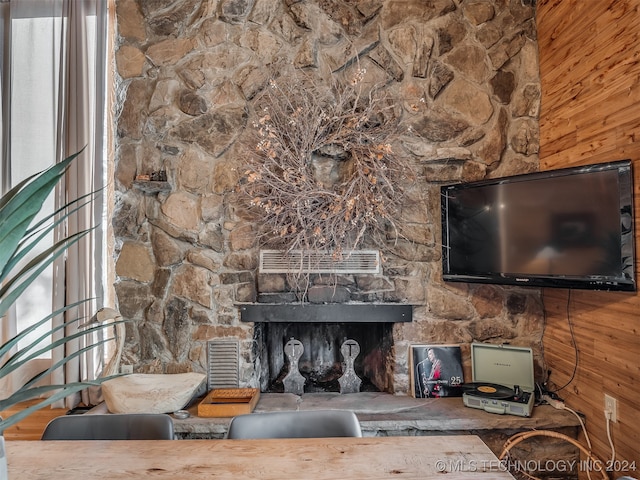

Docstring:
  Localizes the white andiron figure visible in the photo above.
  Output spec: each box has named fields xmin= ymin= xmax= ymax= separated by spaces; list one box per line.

xmin=283 ymin=337 xmax=306 ymax=395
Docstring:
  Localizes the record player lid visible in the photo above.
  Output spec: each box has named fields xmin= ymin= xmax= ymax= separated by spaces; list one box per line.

xmin=470 ymin=343 xmax=534 ymax=392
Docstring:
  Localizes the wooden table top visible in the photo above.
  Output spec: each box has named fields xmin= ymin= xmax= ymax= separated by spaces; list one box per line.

xmin=7 ymin=435 xmax=515 ymax=479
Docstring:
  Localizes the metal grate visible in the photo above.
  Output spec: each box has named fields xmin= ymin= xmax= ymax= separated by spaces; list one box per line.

xmin=207 ymin=339 xmax=239 ymax=390
xmin=259 ymin=249 xmax=381 ymax=274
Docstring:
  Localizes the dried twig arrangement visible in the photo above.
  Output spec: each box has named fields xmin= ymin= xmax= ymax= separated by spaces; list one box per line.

xmin=238 ymin=68 xmax=413 ymax=261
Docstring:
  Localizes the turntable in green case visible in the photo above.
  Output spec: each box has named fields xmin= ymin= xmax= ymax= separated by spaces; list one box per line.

xmin=463 ymin=343 xmax=535 ymax=417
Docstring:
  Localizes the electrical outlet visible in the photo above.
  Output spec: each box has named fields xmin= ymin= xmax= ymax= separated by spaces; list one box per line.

xmin=604 ymin=393 xmax=618 ymax=423
xmin=121 ymin=364 xmax=133 ymax=374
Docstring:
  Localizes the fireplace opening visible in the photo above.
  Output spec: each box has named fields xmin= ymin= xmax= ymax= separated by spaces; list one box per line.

xmin=253 ymin=322 xmax=395 ymax=393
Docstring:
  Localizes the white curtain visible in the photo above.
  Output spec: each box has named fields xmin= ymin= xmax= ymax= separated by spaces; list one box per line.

xmin=0 ymin=0 xmax=109 ymax=409
xmin=52 ymin=0 xmax=109 ymax=408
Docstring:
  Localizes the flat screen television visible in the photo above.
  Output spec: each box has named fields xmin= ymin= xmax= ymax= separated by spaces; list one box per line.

xmin=441 ymin=160 xmax=636 ymax=291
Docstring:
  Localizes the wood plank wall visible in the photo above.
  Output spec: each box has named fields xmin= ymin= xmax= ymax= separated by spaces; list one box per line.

xmin=537 ymin=0 xmax=640 ymax=475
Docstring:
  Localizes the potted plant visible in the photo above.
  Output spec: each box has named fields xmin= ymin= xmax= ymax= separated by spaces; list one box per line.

xmin=0 ymin=152 xmax=121 ymax=476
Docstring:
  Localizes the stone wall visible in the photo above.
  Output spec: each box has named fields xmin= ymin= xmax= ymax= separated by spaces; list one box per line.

xmin=113 ymin=0 xmax=543 ymax=394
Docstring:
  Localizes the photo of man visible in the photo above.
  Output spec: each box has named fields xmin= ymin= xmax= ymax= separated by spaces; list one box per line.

xmin=411 ymin=345 xmax=464 ymax=398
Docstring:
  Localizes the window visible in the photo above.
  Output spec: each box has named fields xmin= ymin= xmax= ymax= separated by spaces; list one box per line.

xmin=0 ymin=0 xmax=110 ymax=403
xmin=1 ymin=2 xmax=64 ymax=355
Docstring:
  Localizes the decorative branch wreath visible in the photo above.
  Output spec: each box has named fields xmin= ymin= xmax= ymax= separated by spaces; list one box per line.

xmin=238 ymin=68 xmax=413 ymax=259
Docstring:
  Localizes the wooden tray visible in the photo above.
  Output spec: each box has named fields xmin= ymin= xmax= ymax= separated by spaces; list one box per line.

xmin=197 ymin=388 xmax=260 ymax=417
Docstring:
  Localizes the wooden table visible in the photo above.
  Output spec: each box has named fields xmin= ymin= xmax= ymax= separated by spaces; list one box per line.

xmin=7 ymin=435 xmax=516 ymax=479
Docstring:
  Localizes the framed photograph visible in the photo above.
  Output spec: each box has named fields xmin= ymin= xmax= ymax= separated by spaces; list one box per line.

xmin=410 ymin=344 xmax=464 ymax=398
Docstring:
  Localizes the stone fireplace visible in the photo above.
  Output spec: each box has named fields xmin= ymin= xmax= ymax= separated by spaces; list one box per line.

xmin=112 ymin=0 xmax=546 ymax=395
xmin=242 ymin=303 xmax=412 ymax=393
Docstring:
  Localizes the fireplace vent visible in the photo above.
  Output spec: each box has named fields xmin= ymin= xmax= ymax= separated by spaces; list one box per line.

xmin=207 ymin=339 xmax=239 ymax=390
xmin=259 ymin=249 xmax=381 ymax=274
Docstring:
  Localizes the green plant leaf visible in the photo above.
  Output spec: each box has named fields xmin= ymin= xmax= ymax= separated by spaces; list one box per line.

xmin=19 ymin=337 xmax=112 ymax=390
xmin=3 ymin=190 xmax=97 ymax=284
xmin=0 ymin=151 xmax=80 ymax=278
xmin=3 ymin=320 xmax=125 ymax=382
xmin=0 ymin=149 xmax=124 ymax=434
xmin=0 ymin=300 xmax=88 ymax=361
xmin=0 ymin=378 xmax=119 ymax=432
xmin=0 ymin=229 xmax=93 ymax=319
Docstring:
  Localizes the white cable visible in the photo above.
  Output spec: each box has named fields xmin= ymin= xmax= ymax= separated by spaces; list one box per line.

xmin=562 ymin=405 xmax=593 ymax=480
xmin=604 ymin=410 xmax=616 ymax=464
xmin=563 ymin=405 xmax=591 ymax=450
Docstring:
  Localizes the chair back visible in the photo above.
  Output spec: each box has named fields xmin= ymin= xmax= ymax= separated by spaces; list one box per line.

xmin=226 ymin=409 xmax=362 ymax=439
xmin=41 ymin=413 xmax=174 ymax=440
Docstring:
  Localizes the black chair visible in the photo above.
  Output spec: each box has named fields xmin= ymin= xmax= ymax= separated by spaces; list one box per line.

xmin=226 ymin=409 xmax=362 ymax=439
xmin=41 ymin=413 xmax=174 ymax=440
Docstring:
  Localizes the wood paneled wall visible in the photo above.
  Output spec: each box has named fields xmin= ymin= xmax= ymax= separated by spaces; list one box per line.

xmin=537 ymin=0 xmax=640 ymax=474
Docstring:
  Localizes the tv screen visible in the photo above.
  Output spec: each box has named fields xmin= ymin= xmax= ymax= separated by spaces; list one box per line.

xmin=441 ymin=160 xmax=635 ymax=291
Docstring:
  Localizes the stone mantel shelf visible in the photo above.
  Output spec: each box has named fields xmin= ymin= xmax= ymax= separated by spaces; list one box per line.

xmin=237 ymin=303 xmax=413 ymax=323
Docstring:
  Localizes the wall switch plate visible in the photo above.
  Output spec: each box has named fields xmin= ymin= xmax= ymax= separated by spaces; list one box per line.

xmin=604 ymin=393 xmax=618 ymax=423
xmin=121 ymin=364 xmax=133 ymax=374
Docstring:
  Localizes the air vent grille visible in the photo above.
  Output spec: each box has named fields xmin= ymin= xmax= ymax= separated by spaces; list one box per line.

xmin=207 ymin=339 xmax=239 ymax=390
xmin=259 ymin=249 xmax=381 ymax=274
